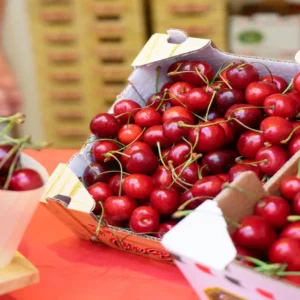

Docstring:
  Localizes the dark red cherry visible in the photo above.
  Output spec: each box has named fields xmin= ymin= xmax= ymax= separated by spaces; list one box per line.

xmin=168 ymin=142 xmax=191 ymax=167
xmin=162 ymin=117 xmax=192 ymax=143
xmin=156 ymin=221 xmax=177 ymax=238
xmin=228 ymin=163 xmax=262 ymax=182
xmin=146 ymin=92 xmax=172 ymax=115
xmin=91 ymin=140 xmax=120 ymax=163
xmin=216 ymin=88 xmax=245 ymax=115
xmin=8 ymin=169 xmax=43 ymax=191
xmin=168 ymin=60 xmax=186 ymax=82
xmin=108 ymin=173 xmax=128 ymax=196
xmin=90 ymin=113 xmax=121 ymax=137
xmin=261 ymin=75 xmax=288 ymax=93
xmin=160 ymin=82 xmax=173 ymax=94
xmin=175 ymin=162 xmax=200 ymax=189
xmin=143 ymin=125 xmax=172 ymax=148
xmin=0 ymin=145 xmax=18 ymax=175
xmin=169 ymin=82 xmax=194 ymax=106
xmin=113 ymin=99 xmax=141 ymax=123
xmin=237 ymin=131 xmax=264 ymax=159
xmin=82 ymin=163 xmax=109 ymax=187
xmin=121 ymin=142 xmax=152 ymax=168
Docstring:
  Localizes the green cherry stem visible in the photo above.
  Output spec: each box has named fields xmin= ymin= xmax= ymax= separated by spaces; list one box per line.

xmin=198 ymin=164 xmax=207 ymax=180
xmin=255 ymin=264 xmax=285 ymax=273
xmin=157 ymin=141 xmax=169 ymax=170
xmin=178 ymin=196 xmax=214 ymax=211
xmin=281 ymin=125 xmax=300 ymax=144
xmin=287 ymin=215 xmax=300 ymax=222
xmin=242 ymin=256 xmax=269 ymax=267
xmin=205 ymin=91 xmax=217 ymax=122
xmin=105 ymin=153 xmax=124 ymax=196
xmin=237 ymin=159 xmax=268 ymax=166
xmin=282 ymin=78 xmax=294 ymax=94
xmin=276 ymin=271 xmax=300 ymax=276
xmin=172 ymin=210 xmax=193 ymax=219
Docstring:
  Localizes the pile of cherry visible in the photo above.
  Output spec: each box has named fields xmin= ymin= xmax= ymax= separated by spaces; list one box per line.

xmin=233 ymin=169 xmax=300 ymax=287
xmin=84 ymin=59 xmax=300 ymax=237
xmin=0 ymin=113 xmax=44 ymax=191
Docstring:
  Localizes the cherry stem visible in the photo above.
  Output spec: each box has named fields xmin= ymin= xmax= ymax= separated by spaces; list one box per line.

xmin=252 ymin=62 xmax=274 ymax=83
xmin=194 ymin=67 xmax=209 ymax=85
xmin=192 ymin=128 xmax=200 ymax=152
xmin=242 ymin=256 xmax=269 ymax=267
xmin=231 ymin=118 xmax=263 ymax=133
xmin=94 ymin=201 xmax=105 ymax=239
xmin=211 ymin=62 xmax=235 ymax=83
xmin=205 ymin=91 xmax=217 ymax=122
xmin=224 ymin=217 xmax=241 ymax=229
xmin=156 ymin=91 xmax=168 ymax=111
xmin=182 ymin=137 xmax=194 ymax=159
xmin=157 ymin=142 xmax=169 ymax=170
xmin=287 ymin=215 xmax=300 ymax=222
xmin=198 ymin=164 xmax=207 ymax=179
xmin=238 ymin=159 xmax=268 ymax=166
xmin=277 ymin=271 xmax=300 ymax=276
xmin=281 ymin=125 xmax=300 ymax=144
xmin=168 ymin=161 xmax=189 ymax=191
xmin=255 ymin=264 xmax=285 ymax=273
xmin=106 ymin=153 xmax=124 ymax=196
xmin=168 ymin=91 xmax=187 ymax=108
xmin=105 ymin=150 xmax=130 ymax=160
xmin=172 ymin=210 xmax=193 ymax=219
xmin=282 ymin=78 xmax=294 ymax=94
xmin=178 ymin=119 xmax=228 ymax=129
xmin=223 ymin=183 xmax=259 ymax=202
xmin=178 ymin=196 xmax=214 ymax=211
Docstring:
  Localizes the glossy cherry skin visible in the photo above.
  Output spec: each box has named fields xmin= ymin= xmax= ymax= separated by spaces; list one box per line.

xmin=214 ymin=118 xmax=236 ymax=145
xmin=192 ymin=175 xmax=224 ymax=198
xmin=264 ymin=94 xmax=299 ymax=119
xmin=169 ymin=82 xmax=194 ymax=106
xmin=0 ymin=145 xmax=18 ymax=175
xmin=287 ymin=90 xmax=300 ymax=107
xmin=260 ymin=116 xmax=293 ymax=145
xmin=203 ymin=110 xmax=220 ymax=121
xmin=261 ymin=75 xmax=288 ymax=93
xmin=104 ymin=195 xmax=137 ymax=222
xmin=292 ymin=122 xmax=300 ymax=137
xmin=162 ymin=117 xmax=192 ymax=143
xmin=168 ymin=60 xmax=186 ymax=82
xmin=113 ymin=99 xmax=141 ymax=123
xmin=88 ymin=182 xmax=113 ymax=214
xmin=143 ymin=125 xmax=171 ymax=148
xmin=123 ymin=174 xmax=155 ymax=201
xmin=288 ymin=136 xmax=300 ymax=156
xmin=237 ymin=131 xmax=264 ymax=159
xmin=175 ymin=162 xmax=200 ymax=187
xmin=179 ymin=189 xmax=203 ymax=209
xmin=117 ymin=124 xmax=143 ymax=145
xmin=121 ymin=142 xmax=152 ymax=167
xmin=156 ymin=221 xmax=177 ymax=238
xmin=126 ymin=150 xmax=159 ymax=175
xmin=188 ymin=123 xmax=226 ymax=153
xmin=146 ymin=92 xmax=172 ymax=115
xmin=129 ymin=206 xmax=160 ymax=233
xmin=225 ymin=104 xmax=263 ymax=133
xmin=255 ymin=146 xmax=288 ymax=176
xmin=226 ymin=63 xmax=259 ymax=89
xmin=293 ymin=192 xmax=300 ymax=214
xmin=245 ymin=81 xmax=278 ymax=106
xmin=8 ymin=169 xmax=43 ymax=191
xmin=185 ymin=88 xmax=212 ymax=113
xmin=152 ymin=166 xmax=172 ymax=188
xmin=91 ymin=140 xmax=119 ymax=163
xmin=254 ymin=196 xmax=291 ymax=229
xmin=82 ymin=163 xmax=109 ymax=187
xmin=228 ymin=163 xmax=262 ymax=182
xmin=108 ymin=173 xmax=128 ymax=196
xmin=90 ymin=113 xmax=121 ymax=137
xmin=134 ymin=107 xmax=162 ymax=127
xmin=150 ymin=188 xmax=179 ymax=215
xmin=168 ymin=142 xmax=191 ymax=167
xmin=280 ymin=222 xmax=300 ymax=240
xmin=280 ymin=176 xmax=300 ymax=201
xmin=216 ymin=88 xmax=245 ymax=115
xmin=160 ymin=82 xmax=173 ymax=94
xmin=162 ymin=106 xmax=195 ymax=124
xmin=202 ymin=149 xmax=237 ymax=175
xmin=294 ymin=72 xmax=300 ymax=93
xmin=234 ymin=216 xmax=277 ymax=251
xmin=269 ymin=238 xmax=300 ymax=271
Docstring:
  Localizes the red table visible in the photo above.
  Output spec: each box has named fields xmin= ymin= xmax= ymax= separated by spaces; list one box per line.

xmin=2 ymin=150 xmax=198 ymax=300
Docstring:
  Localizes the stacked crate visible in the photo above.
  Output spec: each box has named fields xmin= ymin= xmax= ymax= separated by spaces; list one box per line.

xmin=150 ymin=0 xmax=228 ymax=51
xmin=27 ymin=0 xmax=146 ymax=148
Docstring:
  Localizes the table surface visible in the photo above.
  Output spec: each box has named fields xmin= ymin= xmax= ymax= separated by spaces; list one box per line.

xmin=2 ymin=149 xmax=198 ymax=300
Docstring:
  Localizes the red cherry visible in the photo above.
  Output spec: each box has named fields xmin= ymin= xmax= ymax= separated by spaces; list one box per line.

xmin=288 ymin=136 xmax=300 ymax=156
xmin=88 ymin=182 xmax=113 ymax=214
xmin=91 ymin=140 xmax=119 ymax=163
xmin=254 ymin=196 xmax=291 ymax=229
xmin=162 ymin=117 xmax=192 ymax=143
xmin=121 ymin=142 xmax=152 ymax=167
xmin=237 ymin=131 xmax=264 ymax=159
xmin=143 ymin=125 xmax=171 ymax=148
xmin=152 ymin=166 xmax=172 ymax=188
xmin=146 ymin=92 xmax=172 ymax=115
xmin=129 ymin=206 xmax=160 ymax=233
xmin=269 ymin=238 xmax=300 ymax=271
xmin=150 ymin=188 xmax=179 ymax=215
xmin=113 ymin=99 xmax=141 ymax=123
xmin=226 ymin=63 xmax=259 ymax=89
xmin=90 ymin=113 xmax=121 ymax=137
xmin=287 ymin=90 xmax=300 ymax=107
xmin=292 ymin=192 xmax=300 ymax=214
xmin=82 ymin=163 xmax=109 ymax=186
xmin=214 ymin=118 xmax=236 ymax=144
xmin=168 ymin=60 xmax=186 ymax=82
xmin=117 ymin=124 xmax=143 ymax=145
xmin=108 ymin=173 xmax=128 ymax=196
xmin=245 ymin=81 xmax=278 ymax=106
xmin=179 ymin=189 xmax=202 ymax=209
xmin=234 ymin=216 xmax=277 ymax=251
xmin=123 ymin=174 xmax=154 ymax=201
xmin=280 ymin=176 xmax=300 ymax=201
xmin=205 ymin=81 xmax=228 ymax=94
xmin=160 ymin=82 xmax=173 ymax=94
xmin=235 ymin=246 xmax=254 ymax=266
xmin=104 ymin=195 xmax=137 ymax=222
xmin=294 ymin=73 xmax=300 ymax=93
xmin=203 ymin=109 xmax=220 ymax=121
xmin=0 ymin=145 xmax=18 ymax=175
xmin=162 ymin=106 xmax=195 ymax=124
xmin=169 ymin=82 xmax=194 ymax=106
xmin=217 ymin=174 xmax=229 ymax=183
xmin=228 ymin=163 xmax=262 ymax=182
xmin=216 ymin=88 xmax=245 ymax=115
xmin=260 ymin=116 xmax=293 ymax=145
xmin=255 ymin=146 xmax=288 ymax=176
xmin=284 ymin=275 xmax=300 ymax=287
xmin=185 ymin=88 xmax=212 ymax=113
xmin=192 ymin=175 xmax=224 ymax=198
xmin=168 ymin=142 xmax=191 ymax=167
xmin=161 ymin=148 xmax=170 ymax=166
xmin=292 ymin=122 xmax=300 ymax=137
xmin=8 ymin=168 xmax=43 ymax=191
xmin=188 ymin=122 xmax=226 ymax=153
xmin=175 ymin=162 xmax=200 ymax=187
xmin=156 ymin=221 xmax=177 ymax=238
xmin=261 ymin=75 xmax=288 ymax=93
xmin=281 ymin=222 xmax=300 ymax=240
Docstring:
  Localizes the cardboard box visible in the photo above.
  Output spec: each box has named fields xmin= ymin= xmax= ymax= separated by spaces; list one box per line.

xmin=42 ymin=29 xmax=300 ymax=263
xmin=162 ymin=152 xmax=300 ymax=299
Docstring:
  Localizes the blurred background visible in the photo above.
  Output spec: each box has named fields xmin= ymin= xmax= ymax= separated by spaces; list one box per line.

xmin=2 ymin=0 xmax=300 ymax=148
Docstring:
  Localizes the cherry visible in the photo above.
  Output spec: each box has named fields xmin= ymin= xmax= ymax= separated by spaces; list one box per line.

xmin=162 ymin=117 xmax=192 ymax=143
xmin=91 ymin=140 xmax=120 ymax=163
xmin=245 ymin=81 xmax=278 ymax=106
xmin=175 ymin=162 xmax=200 ymax=186
xmin=113 ymin=99 xmax=141 ymax=123
xmin=204 ymin=81 xmax=228 ymax=94
xmin=217 ymin=174 xmax=229 ymax=183
xmin=162 ymin=106 xmax=195 ymax=124
xmin=192 ymin=175 xmax=224 ymax=198
xmin=179 ymin=189 xmax=203 ymax=209
xmin=134 ymin=107 xmax=162 ymax=127
xmin=284 ymin=275 xmax=300 ymax=287
xmin=8 ymin=168 xmax=43 ymax=191
xmin=288 ymin=136 xmax=300 ymax=156
xmin=123 ymin=174 xmax=154 ymax=201
xmin=216 ymin=88 xmax=245 ymax=115
xmin=160 ymin=82 xmax=173 ymax=94
xmin=203 ymin=109 xmax=220 ymax=121
xmin=168 ymin=60 xmax=186 ymax=82
xmin=146 ymin=92 xmax=172 ymax=115
xmin=213 ymin=118 xmax=235 ymax=144
xmin=169 ymin=82 xmax=194 ymax=106
xmin=234 ymin=216 xmax=277 ymax=251
xmin=264 ymin=94 xmax=299 ymax=119
xmin=260 ymin=116 xmax=293 ymax=145
xmin=281 ymin=222 xmax=300 ymax=240
xmin=237 ymin=131 xmax=264 ymax=159
xmin=255 ymin=146 xmax=288 ymax=176
xmin=202 ymin=149 xmax=237 ymax=175
xmin=292 ymin=122 xmax=300 ymax=137
xmin=121 ymin=142 xmax=152 ymax=167
xmin=261 ymin=75 xmax=288 ymax=93
xmin=168 ymin=142 xmax=191 ymax=167
xmin=150 ymin=188 xmax=179 ymax=215
xmin=88 ymin=182 xmax=113 ymax=214
xmin=108 ymin=173 xmax=128 ymax=196
xmin=293 ymin=192 xmax=300 ymax=214
xmin=90 ymin=113 xmax=121 ymax=137
xmin=130 ymin=206 xmax=160 ymax=233
xmin=226 ymin=63 xmax=259 ymax=89
xmin=185 ymin=88 xmax=211 ymax=113
xmin=152 ymin=166 xmax=172 ymax=188
xmin=117 ymin=124 xmax=143 ymax=145
xmin=161 ymin=148 xmax=170 ymax=166
xmin=235 ymin=246 xmax=254 ymax=267
xmin=143 ymin=125 xmax=171 ymax=148
xmin=287 ymin=90 xmax=300 ymax=107
xmin=228 ymin=163 xmax=262 ymax=182
xmin=188 ymin=122 xmax=226 ymax=153
xmin=294 ymin=72 xmax=300 ymax=93
xmin=269 ymin=238 xmax=300 ymax=271
xmin=0 ymin=145 xmax=18 ymax=175
xmin=104 ymin=195 xmax=137 ymax=222
xmin=82 ymin=163 xmax=109 ymax=186
xmin=156 ymin=221 xmax=177 ymax=238
xmin=254 ymin=196 xmax=291 ymax=229
xmin=280 ymin=176 xmax=300 ymax=201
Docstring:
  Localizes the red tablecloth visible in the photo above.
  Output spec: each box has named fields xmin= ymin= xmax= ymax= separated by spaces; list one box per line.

xmin=2 ymin=150 xmax=198 ymax=300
